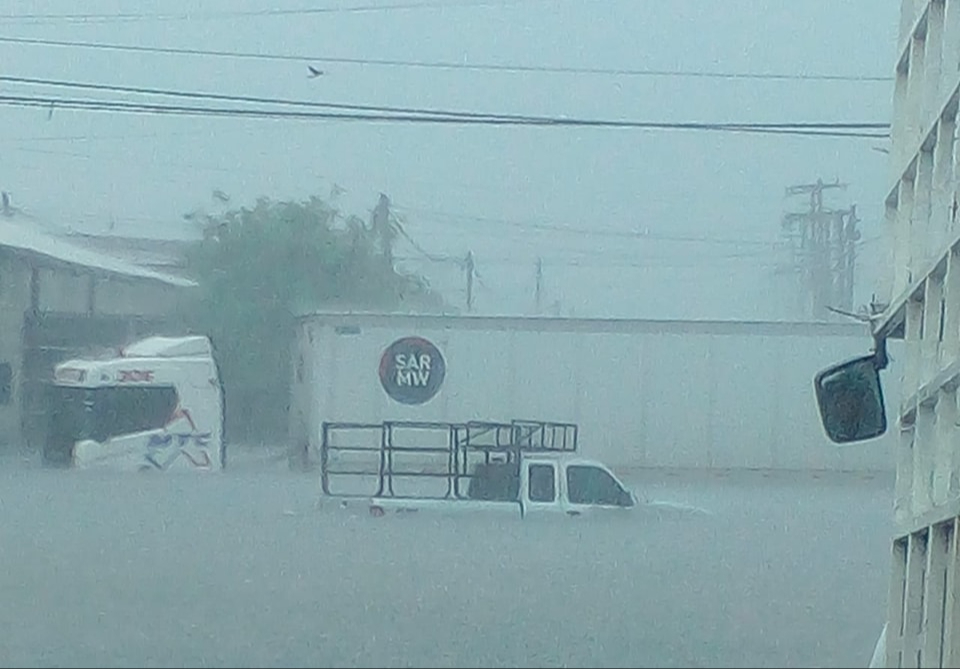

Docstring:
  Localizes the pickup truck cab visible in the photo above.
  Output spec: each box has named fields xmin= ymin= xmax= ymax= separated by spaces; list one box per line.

xmin=365 ymin=453 xmax=638 ymax=518
xmin=319 ymin=419 xmax=642 ymax=519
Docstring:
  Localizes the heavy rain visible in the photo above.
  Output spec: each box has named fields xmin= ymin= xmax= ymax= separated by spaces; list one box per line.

xmin=0 ymin=1 xmax=920 ymax=668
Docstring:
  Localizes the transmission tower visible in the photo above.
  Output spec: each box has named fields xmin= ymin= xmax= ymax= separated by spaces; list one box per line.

xmin=781 ymin=178 xmax=861 ymax=320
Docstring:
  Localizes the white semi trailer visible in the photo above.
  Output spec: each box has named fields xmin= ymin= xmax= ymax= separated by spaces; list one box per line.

xmin=291 ymin=311 xmax=897 ymax=473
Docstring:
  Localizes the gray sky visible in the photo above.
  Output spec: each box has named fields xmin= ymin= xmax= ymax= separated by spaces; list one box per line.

xmin=0 ymin=0 xmax=899 ymax=320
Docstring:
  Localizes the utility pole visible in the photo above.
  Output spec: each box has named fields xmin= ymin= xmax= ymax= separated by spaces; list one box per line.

xmin=834 ymin=203 xmax=860 ymax=314
xmin=781 ymin=178 xmax=860 ymax=319
xmin=371 ymin=193 xmax=395 ymax=265
xmin=464 ymin=251 xmax=475 ymax=313
xmin=534 ymin=257 xmax=543 ymax=314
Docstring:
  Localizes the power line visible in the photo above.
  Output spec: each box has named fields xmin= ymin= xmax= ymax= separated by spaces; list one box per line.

xmin=0 ymin=35 xmax=893 ymax=83
xmin=0 ymin=129 xmax=216 ymax=143
xmin=0 ymin=93 xmax=889 ymax=136
xmin=390 ymin=212 xmax=464 ymax=265
xmin=394 ymin=205 xmax=796 ymax=246
xmin=394 ymin=221 xmax=788 ymax=258
xmin=387 ymin=211 xmax=787 ymax=269
xmin=0 ymin=75 xmax=890 ymax=134
xmin=400 ymin=247 xmax=780 ymax=266
xmin=398 ymin=253 xmax=790 ymax=269
xmin=4 ymin=143 xmax=272 ymax=176
xmin=0 ymin=0 xmax=543 ymax=23
xmin=0 ymin=74 xmax=607 ymax=122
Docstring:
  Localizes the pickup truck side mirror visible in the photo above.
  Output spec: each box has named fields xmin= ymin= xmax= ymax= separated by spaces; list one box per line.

xmin=814 ymin=353 xmax=887 ymax=444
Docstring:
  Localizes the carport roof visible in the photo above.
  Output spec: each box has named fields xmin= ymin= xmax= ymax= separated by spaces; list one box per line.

xmin=0 ymin=219 xmax=196 ymax=288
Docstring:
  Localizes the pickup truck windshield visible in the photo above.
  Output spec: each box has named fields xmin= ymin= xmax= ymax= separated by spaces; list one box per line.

xmin=567 ymin=465 xmax=630 ymax=506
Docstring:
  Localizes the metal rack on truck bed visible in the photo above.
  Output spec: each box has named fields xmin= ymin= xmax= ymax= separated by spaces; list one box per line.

xmin=320 ymin=419 xmax=578 ymax=500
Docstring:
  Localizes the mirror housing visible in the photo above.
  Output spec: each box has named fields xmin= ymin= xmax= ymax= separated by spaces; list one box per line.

xmin=814 ymin=347 xmax=888 ymax=444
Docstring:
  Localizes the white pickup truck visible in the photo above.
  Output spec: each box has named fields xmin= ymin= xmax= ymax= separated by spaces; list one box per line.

xmin=318 ymin=420 xmax=694 ymax=519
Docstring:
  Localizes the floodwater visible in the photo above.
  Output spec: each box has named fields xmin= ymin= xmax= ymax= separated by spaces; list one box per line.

xmin=0 ymin=452 xmax=893 ymax=668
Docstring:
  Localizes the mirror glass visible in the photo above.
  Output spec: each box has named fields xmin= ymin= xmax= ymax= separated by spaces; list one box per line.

xmin=814 ymin=355 xmax=887 ymax=444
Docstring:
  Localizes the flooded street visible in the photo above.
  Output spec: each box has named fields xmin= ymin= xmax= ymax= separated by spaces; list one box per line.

xmin=0 ymin=459 xmax=892 ymax=668
xmin=0 ymin=0 xmax=913 ymax=665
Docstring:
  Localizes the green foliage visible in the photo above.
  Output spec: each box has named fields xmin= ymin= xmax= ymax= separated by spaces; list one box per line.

xmin=180 ymin=195 xmax=444 ymax=443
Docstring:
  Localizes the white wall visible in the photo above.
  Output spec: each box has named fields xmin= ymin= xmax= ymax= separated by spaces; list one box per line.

xmin=37 ymin=266 xmax=90 ymax=313
xmin=0 ymin=255 xmax=31 ymax=445
xmin=92 ymin=276 xmax=181 ymax=317
xmin=35 ymin=265 xmax=182 ymax=318
xmin=293 ymin=313 xmax=901 ymax=472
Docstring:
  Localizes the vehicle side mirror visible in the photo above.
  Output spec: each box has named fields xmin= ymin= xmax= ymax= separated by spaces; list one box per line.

xmin=814 ymin=354 xmax=887 ymax=444
xmin=618 ymin=488 xmax=635 ymax=508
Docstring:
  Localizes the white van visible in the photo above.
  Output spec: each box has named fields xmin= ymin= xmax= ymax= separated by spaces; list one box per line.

xmin=44 ymin=335 xmax=225 ymax=472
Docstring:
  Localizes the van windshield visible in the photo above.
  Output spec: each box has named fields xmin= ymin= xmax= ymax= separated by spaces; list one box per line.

xmin=47 ymin=385 xmax=179 ymax=459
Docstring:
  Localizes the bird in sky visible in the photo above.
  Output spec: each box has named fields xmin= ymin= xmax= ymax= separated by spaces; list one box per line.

xmin=307 ymin=65 xmax=326 ymax=78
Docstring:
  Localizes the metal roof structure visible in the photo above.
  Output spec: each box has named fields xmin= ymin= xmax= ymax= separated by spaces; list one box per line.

xmin=0 ymin=219 xmax=196 ymax=288
xmin=62 ymin=232 xmax=193 ymax=272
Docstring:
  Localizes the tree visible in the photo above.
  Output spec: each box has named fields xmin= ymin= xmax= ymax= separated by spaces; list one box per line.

xmin=180 ymin=194 xmax=444 ymax=444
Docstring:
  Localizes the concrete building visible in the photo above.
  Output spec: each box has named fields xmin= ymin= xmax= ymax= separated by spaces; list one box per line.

xmin=866 ymin=1 xmax=960 ymax=664
xmin=0 ymin=218 xmax=195 ymax=452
